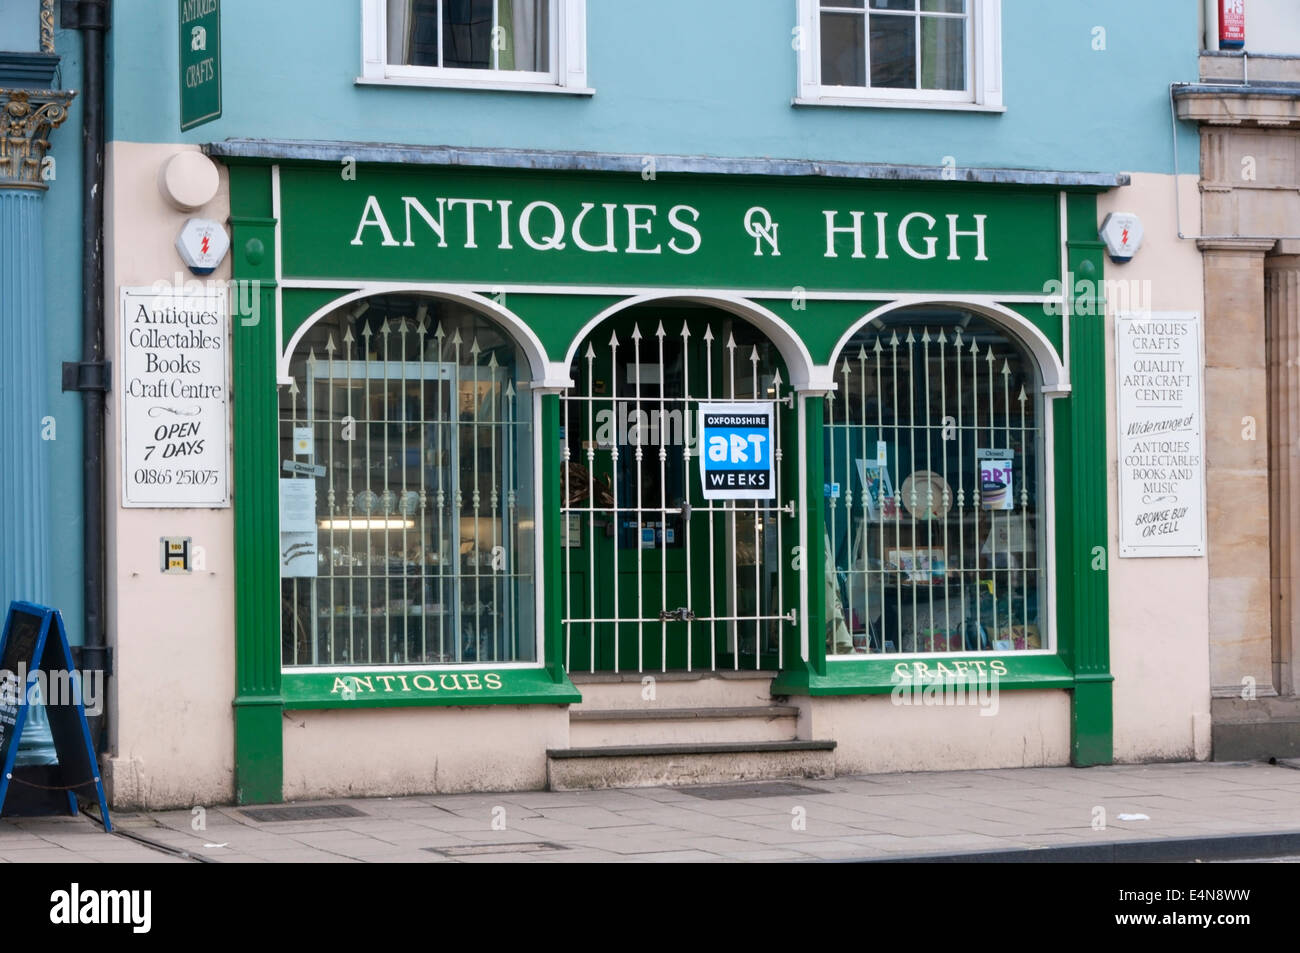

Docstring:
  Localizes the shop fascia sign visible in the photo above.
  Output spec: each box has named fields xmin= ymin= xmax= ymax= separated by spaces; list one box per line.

xmin=279 ymin=167 xmax=1060 ymax=293
xmin=349 ymin=194 xmax=992 ymax=264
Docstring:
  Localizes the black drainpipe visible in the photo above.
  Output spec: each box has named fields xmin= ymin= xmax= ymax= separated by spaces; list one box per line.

xmin=62 ymin=0 xmax=111 ymax=751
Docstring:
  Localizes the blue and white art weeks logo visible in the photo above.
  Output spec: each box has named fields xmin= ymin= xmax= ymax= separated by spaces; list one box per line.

xmin=50 ymin=883 xmax=151 ymax=933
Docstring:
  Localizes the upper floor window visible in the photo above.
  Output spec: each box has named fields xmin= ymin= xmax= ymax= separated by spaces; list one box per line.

xmin=360 ymin=0 xmax=590 ymax=93
xmin=796 ymin=0 xmax=1002 ymax=111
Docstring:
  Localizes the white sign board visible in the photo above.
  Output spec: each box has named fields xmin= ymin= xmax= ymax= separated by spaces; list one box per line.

xmin=120 ymin=286 xmax=230 ymax=507
xmin=1116 ymin=311 xmax=1205 ymax=557
xmin=698 ymin=402 xmax=776 ymax=500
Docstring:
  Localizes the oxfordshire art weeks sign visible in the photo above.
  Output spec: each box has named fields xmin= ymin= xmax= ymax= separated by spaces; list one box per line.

xmin=699 ymin=403 xmax=776 ymax=500
xmin=1115 ymin=312 xmax=1205 ymax=557
xmin=121 ymin=287 xmax=230 ymax=507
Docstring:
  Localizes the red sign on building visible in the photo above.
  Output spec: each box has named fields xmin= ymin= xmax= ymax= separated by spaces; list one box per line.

xmin=1220 ymin=0 xmax=1245 ymax=49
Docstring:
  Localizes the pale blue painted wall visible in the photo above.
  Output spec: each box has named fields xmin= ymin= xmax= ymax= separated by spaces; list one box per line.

xmin=107 ymin=0 xmax=1200 ymax=174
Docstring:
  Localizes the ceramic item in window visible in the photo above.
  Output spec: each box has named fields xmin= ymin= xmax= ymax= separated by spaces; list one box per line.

xmin=399 ymin=490 xmax=420 ymax=516
xmin=900 ymin=470 xmax=951 ymax=521
xmin=355 ymin=489 xmax=379 ymax=515
xmin=379 ymin=489 xmax=397 ymax=515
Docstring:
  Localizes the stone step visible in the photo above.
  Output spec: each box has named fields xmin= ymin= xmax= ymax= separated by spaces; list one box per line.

xmin=569 ymin=670 xmax=779 ymax=711
xmin=546 ymin=740 xmax=836 ymax=791
xmin=569 ymin=705 xmax=800 ymax=747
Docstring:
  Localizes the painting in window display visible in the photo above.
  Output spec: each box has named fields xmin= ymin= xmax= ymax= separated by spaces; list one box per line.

xmin=279 ymin=294 xmax=536 ymax=668
xmin=824 ymin=307 xmax=1044 ymax=656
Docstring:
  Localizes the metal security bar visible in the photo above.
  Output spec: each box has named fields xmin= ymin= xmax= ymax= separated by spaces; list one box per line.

xmin=279 ymin=299 xmax=535 ymax=668
xmin=824 ymin=314 xmax=1042 ymax=657
xmin=560 ymin=317 xmax=794 ymax=674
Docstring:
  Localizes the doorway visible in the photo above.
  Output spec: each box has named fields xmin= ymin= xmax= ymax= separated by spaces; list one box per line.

xmin=560 ymin=305 xmax=796 ymax=673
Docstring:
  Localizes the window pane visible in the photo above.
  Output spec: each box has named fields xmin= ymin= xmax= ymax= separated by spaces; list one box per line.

xmin=823 ymin=311 xmax=1045 ymax=658
xmin=398 ymin=0 xmax=440 ymax=66
xmin=870 ymin=0 xmax=915 ymax=9
xmin=280 ymin=295 xmax=536 ymax=668
xmin=820 ymin=13 xmax=866 ymax=87
xmin=823 ymin=1 xmax=866 ymax=7
xmin=443 ymin=0 xmax=495 ymax=70
xmin=869 ymin=13 xmax=916 ymax=89
xmin=496 ymin=0 xmax=549 ymax=72
xmin=921 ymin=15 xmax=965 ymax=90
xmin=921 ymin=0 xmax=965 ymax=12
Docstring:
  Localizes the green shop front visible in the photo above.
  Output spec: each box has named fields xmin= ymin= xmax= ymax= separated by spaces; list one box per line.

xmin=213 ymin=142 xmax=1116 ymax=801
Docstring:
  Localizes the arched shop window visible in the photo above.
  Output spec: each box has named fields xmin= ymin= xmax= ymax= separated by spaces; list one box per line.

xmin=824 ymin=307 xmax=1046 ymax=657
xmin=279 ymin=294 xmax=536 ymax=668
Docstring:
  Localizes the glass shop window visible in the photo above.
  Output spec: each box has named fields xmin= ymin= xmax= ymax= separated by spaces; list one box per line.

xmin=823 ymin=308 xmax=1046 ymax=657
xmin=388 ymin=0 xmax=552 ymax=74
xmin=279 ymin=294 xmax=536 ymax=668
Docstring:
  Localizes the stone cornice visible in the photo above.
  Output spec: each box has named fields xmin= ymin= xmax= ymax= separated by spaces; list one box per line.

xmin=0 ymin=87 xmax=75 ymax=189
xmin=1196 ymin=238 xmax=1278 ymax=254
xmin=1175 ymin=86 xmax=1300 ymax=127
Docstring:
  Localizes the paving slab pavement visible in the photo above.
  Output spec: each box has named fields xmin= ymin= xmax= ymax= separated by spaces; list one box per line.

xmin=2 ymin=760 xmax=1298 ymax=863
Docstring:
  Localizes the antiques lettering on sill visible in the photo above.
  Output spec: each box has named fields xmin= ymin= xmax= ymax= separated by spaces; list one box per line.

xmin=1115 ymin=312 xmax=1206 ymax=558
xmin=892 ymin=659 xmax=1010 ymax=681
xmin=328 ymin=672 xmax=505 ymax=696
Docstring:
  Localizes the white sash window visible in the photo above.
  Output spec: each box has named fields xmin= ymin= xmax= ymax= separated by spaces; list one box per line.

xmin=796 ymin=0 xmax=1003 ymax=111
xmin=360 ymin=0 xmax=590 ymax=93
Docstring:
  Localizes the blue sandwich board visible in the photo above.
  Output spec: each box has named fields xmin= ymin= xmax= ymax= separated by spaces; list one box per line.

xmin=0 ymin=602 xmax=111 ymax=831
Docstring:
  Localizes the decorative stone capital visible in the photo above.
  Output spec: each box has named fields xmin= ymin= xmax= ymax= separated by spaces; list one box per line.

xmin=0 ymin=87 xmax=75 ymax=189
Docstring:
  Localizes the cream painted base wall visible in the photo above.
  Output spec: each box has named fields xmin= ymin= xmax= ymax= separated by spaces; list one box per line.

xmin=103 ymin=141 xmax=236 ymax=809
xmin=1099 ymin=173 xmax=1212 ymax=763
xmin=801 ymin=692 xmax=1072 ymax=774
xmin=282 ymin=707 xmax=569 ymax=798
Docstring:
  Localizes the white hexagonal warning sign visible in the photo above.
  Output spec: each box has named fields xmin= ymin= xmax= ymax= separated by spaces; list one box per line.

xmin=175 ymin=217 xmax=230 ymax=274
xmin=1099 ymin=212 xmax=1143 ymax=264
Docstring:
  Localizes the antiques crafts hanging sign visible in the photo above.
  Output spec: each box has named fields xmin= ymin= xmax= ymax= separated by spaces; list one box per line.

xmin=120 ymin=287 xmax=230 ymax=507
xmin=1116 ymin=312 xmax=1205 ymax=557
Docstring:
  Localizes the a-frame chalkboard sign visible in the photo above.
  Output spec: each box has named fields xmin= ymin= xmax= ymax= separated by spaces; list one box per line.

xmin=0 ymin=601 xmax=111 ymax=831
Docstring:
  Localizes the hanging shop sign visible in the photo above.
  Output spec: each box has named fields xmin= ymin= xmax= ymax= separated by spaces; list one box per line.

xmin=179 ymin=0 xmax=222 ymax=131
xmin=1116 ymin=312 xmax=1205 ymax=557
xmin=278 ymin=165 xmax=1060 ymax=294
xmin=699 ymin=402 xmax=776 ymax=500
xmin=120 ymin=286 xmax=230 ymax=507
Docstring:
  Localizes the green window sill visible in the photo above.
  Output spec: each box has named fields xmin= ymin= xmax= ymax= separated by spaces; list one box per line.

xmin=771 ymin=654 xmax=1093 ymax=697
xmin=279 ymin=666 xmax=580 ymax=710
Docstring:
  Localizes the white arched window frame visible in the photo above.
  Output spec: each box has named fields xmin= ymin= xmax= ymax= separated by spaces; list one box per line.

xmin=795 ymin=0 xmax=1003 ymax=112
xmin=359 ymin=0 xmax=591 ymax=94
xmin=822 ymin=302 xmax=1060 ymax=660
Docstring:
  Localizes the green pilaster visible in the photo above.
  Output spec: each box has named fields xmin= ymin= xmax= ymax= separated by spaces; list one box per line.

xmin=540 ymin=393 xmax=566 ymax=681
xmin=1065 ymin=192 xmax=1113 ymax=766
xmin=229 ymin=163 xmax=284 ymax=804
xmin=804 ymin=395 xmax=828 ymax=678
